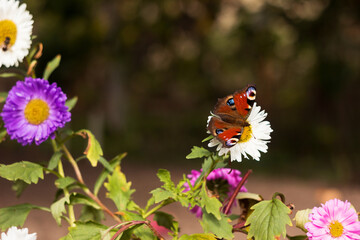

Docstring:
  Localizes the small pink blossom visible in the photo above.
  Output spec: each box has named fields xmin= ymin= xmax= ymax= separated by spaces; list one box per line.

xmin=305 ymin=198 xmax=360 ymax=240
xmin=183 ymin=168 xmax=247 ymax=218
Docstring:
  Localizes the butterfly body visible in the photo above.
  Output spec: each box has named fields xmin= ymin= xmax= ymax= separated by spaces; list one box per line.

xmin=207 ymin=85 xmax=256 ymax=148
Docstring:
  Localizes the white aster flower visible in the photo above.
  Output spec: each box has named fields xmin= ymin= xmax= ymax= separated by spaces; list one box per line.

xmin=1 ymin=227 xmax=37 ymax=240
xmin=208 ymin=102 xmax=273 ymax=162
xmin=0 ymin=0 xmax=33 ymax=68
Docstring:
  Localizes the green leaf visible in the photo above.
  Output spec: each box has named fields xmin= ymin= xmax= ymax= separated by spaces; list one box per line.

xmin=0 ymin=161 xmax=44 ymax=184
xmin=294 ymin=209 xmax=312 ymax=232
xmin=0 ymin=204 xmax=41 ymax=230
xmin=64 ymin=222 xmax=112 ymax=240
xmin=133 ymin=225 xmax=156 ymax=240
xmin=12 ymin=180 xmax=29 ymax=198
xmin=153 ymin=211 xmax=175 ymax=231
xmin=43 ymin=54 xmax=61 ymax=80
xmin=157 ymin=169 xmax=175 ymax=190
xmin=186 ymin=146 xmax=211 ymax=159
xmin=65 ymin=96 xmax=78 ymax=111
xmin=201 ymin=211 xmax=234 ymax=239
xmin=0 ymin=128 xmax=7 ymax=143
xmin=50 ymin=195 xmax=70 ymax=225
xmin=55 ymin=177 xmax=76 ymax=189
xmin=0 ymin=92 xmax=8 ymax=103
xmin=246 ymin=198 xmax=292 ymax=240
xmin=98 ymin=156 xmax=113 ymax=172
xmin=48 ymin=151 xmax=63 ymax=170
xmin=150 ymin=188 xmax=176 ymax=203
xmin=76 ymin=129 xmax=103 ymax=167
xmin=179 ymin=233 xmax=217 ymax=240
xmin=93 ymin=153 xmax=127 ymax=196
xmin=200 ymin=184 xmax=222 ymax=220
xmin=104 ymin=166 xmax=135 ymax=211
xmin=202 ymin=135 xmax=214 ymax=142
xmin=0 ymin=73 xmax=23 ymax=79
xmin=193 ymin=157 xmax=212 ymax=187
xmin=78 ymin=205 xmax=104 ymax=223
xmin=237 ymin=192 xmax=263 ymax=201
xmin=70 ymin=193 xmax=101 ymax=210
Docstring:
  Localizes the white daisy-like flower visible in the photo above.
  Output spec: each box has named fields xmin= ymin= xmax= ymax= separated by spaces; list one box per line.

xmin=1 ymin=227 xmax=37 ymax=240
xmin=0 ymin=0 xmax=33 ymax=68
xmin=208 ymin=102 xmax=273 ymax=162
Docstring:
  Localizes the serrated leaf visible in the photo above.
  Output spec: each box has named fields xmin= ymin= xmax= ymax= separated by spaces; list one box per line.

xmin=201 ymin=211 xmax=234 ymax=239
xmin=50 ymin=195 xmax=70 ymax=225
xmin=200 ymin=184 xmax=222 ymax=220
xmin=76 ymin=129 xmax=103 ymax=167
xmin=93 ymin=153 xmax=127 ymax=196
xmin=153 ymin=211 xmax=175 ymax=231
xmin=0 ymin=92 xmax=8 ymax=103
xmin=186 ymin=146 xmax=211 ymax=159
xmin=0 ymin=161 xmax=44 ymax=184
xmin=294 ymin=209 xmax=312 ymax=232
xmin=12 ymin=180 xmax=29 ymax=198
xmin=150 ymin=188 xmax=176 ymax=203
xmin=104 ymin=166 xmax=135 ymax=211
xmin=65 ymin=96 xmax=78 ymax=111
xmin=246 ymin=198 xmax=292 ymax=240
xmin=48 ymin=151 xmax=63 ymax=170
xmin=65 ymin=222 xmax=111 ymax=240
xmin=179 ymin=233 xmax=217 ymax=240
xmin=0 ymin=204 xmax=41 ymax=230
xmin=43 ymin=54 xmax=61 ymax=80
xmin=157 ymin=169 xmax=175 ymax=190
xmin=55 ymin=177 xmax=76 ymax=189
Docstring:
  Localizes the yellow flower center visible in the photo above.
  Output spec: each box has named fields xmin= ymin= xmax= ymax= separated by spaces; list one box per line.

xmin=24 ymin=99 xmax=50 ymax=125
xmin=329 ymin=221 xmax=344 ymax=238
xmin=240 ymin=125 xmax=252 ymax=143
xmin=0 ymin=20 xmax=17 ymax=51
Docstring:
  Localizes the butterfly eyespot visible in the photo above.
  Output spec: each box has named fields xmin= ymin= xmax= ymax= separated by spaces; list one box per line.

xmin=215 ymin=129 xmax=224 ymax=135
xmin=225 ymin=138 xmax=238 ymax=147
xmin=226 ymin=98 xmax=235 ymax=107
xmin=246 ymin=86 xmax=256 ymax=101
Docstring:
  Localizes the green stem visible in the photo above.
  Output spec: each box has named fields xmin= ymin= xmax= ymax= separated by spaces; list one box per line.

xmin=51 ymin=138 xmax=76 ymax=226
xmin=57 ymin=157 xmax=76 ymax=227
xmin=60 ymin=143 xmax=122 ymax=223
xmin=143 ymin=199 xmax=174 ymax=219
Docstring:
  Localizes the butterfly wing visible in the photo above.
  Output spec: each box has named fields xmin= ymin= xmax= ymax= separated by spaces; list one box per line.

xmin=212 ymin=85 xmax=257 ymax=123
xmin=207 ymin=85 xmax=257 ymax=148
xmin=208 ymin=116 xmax=244 ymax=147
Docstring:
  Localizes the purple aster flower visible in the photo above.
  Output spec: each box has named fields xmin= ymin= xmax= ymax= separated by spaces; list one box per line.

xmin=183 ymin=168 xmax=247 ymax=218
xmin=305 ymin=198 xmax=360 ymax=240
xmin=1 ymin=77 xmax=71 ymax=145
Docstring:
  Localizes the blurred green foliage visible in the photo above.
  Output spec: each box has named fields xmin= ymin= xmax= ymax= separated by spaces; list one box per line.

xmin=2 ymin=0 xmax=360 ymax=181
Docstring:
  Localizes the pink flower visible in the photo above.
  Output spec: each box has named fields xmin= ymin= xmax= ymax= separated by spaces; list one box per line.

xmin=183 ymin=168 xmax=247 ymax=218
xmin=305 ymin=199 xmax=360 ymax=240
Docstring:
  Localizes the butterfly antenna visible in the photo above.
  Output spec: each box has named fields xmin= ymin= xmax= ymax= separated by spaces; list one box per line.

xmin=252 ymin=132 xmax=256 ymax=139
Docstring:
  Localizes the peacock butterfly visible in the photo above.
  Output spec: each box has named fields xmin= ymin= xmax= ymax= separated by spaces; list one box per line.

xmin=207 ymin=85 xmax=256 ymax=148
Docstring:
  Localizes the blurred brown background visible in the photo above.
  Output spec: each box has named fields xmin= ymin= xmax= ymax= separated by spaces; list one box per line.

xmin=0 ymin=0 xmax=360 ymax=238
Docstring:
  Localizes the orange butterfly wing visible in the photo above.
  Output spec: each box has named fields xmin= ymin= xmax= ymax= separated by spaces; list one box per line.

xmin=207 ymin=85 xmax=256 ymax=148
